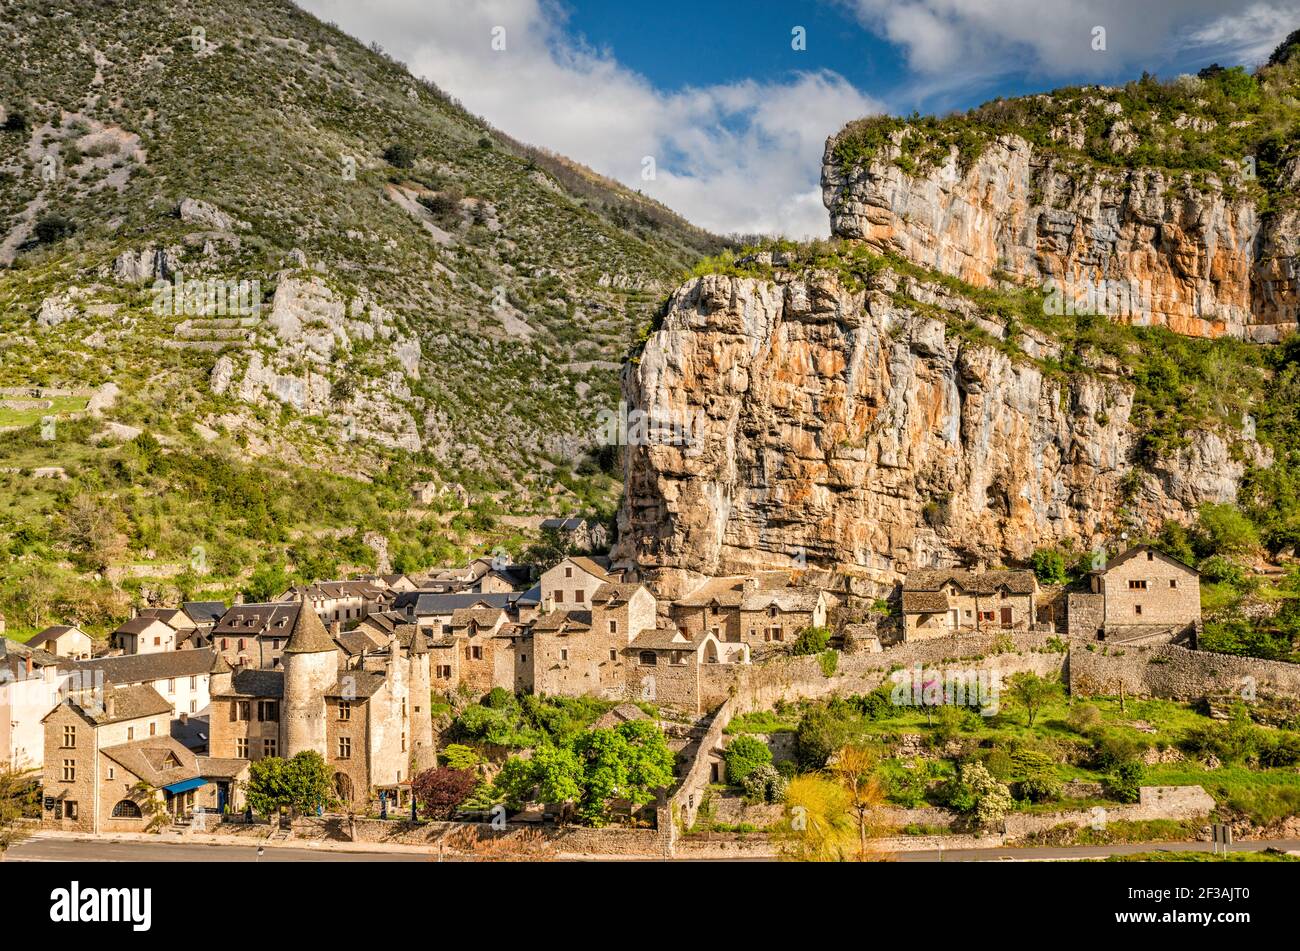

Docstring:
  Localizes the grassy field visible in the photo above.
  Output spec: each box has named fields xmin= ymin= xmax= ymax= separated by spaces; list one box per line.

xmin=0 ymin=395 xmax=88 ymax=429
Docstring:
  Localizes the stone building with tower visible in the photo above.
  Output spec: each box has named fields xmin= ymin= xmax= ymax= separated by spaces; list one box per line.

xmin=208 ymin=593 xmax=437 ymax=808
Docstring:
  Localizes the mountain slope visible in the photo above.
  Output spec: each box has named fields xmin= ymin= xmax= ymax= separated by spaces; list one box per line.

xmin=0 ymin=0 xmax=722 ymax=629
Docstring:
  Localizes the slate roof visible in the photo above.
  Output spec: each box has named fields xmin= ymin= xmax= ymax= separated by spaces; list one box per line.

xmin=283 ymin=589 xmax=338 ymax=654
xmin=591 ymin=582 xmax=646 ymax=605
xmin=325 ymin=669 xmax=388 ymax=700
xmin=183 ymin=601 xmax=227 ymax=625
xmin=675 ymin=576 xmax=748 ymax=608
xmin=335 ymin=629 xmax=387 ymax=656
xmin=197 ymin=756 xmax=249 ymax=779
xmin=101 ymin=736 xmax=200 ymax=787
xmin=628 ymin=625 xmax=705 ymax=651
xmin=49 ymin=683 xmax=173 ymax=726
xmin=70 ymin=649 xmax=217 ymax=686
xmin=1098 ymin=544 xmax=1200 ymax=575
xmin=356 ymin=610 xmax=406 ymax=637
xmin=393 ymin=591 xmax=516 ymax=616
xmin=541 ymin=517 xmax=587 ymax=531
xmin=901 ymin=591 xmax=951 ymax=614
xmin=139 ymin=607 xmax=195 ymax=629
xmin=214 ymin=668 xmax=284 ymax=699
xmin=532 ymin=610 xmax=592 ymax=633
xmin=114 ymin=616 xmax=173 ymax=636
xmin=26 ymin=625 xmax=86 ymax=650
xmin=739 ymin=587 xmax=824 ymax=612
xmin=904 ymin=569 xmax=1037 ymax=596
xmin=568 ymin=556 xmax=614 ymax=582
xmin=450 ymin=607 xmax=508 ymax=630
xmin=212 ymin=602 xmax=298 ymax=637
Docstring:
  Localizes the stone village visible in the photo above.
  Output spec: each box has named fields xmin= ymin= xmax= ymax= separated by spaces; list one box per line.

xmin=0 ymin=531 xmax=1263 ymax=857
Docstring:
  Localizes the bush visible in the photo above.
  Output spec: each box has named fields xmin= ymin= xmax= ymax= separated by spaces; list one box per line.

xmin=1018 ymin=774 xmax=1061 ymax=804
xmin=795 ymin=707 xmax=854 ymax=770
xmin=740 ymin=764 xmax=787 ymax=804
xmin=723 ymin=735 xmax=773 ymax=787
xmin=1105 ymin=760 xmax=1144 ymax=804
xmin=792 ymin=626 xmax=831 ymax=655
xmin=1067 ymin=702 xmax=1102 ymax=735
xmin=33 ymin=213 xmax=77 ymax=244
xmin=439 ymin=743 xmax=479 ymax=770
xmin=942 ymin=762 xmax=1013 ymax=828
xmin=1183 ymin=707 xmax=1261 ymax=763
xmin=1195 ymin=503 xmax=1260 ymax=557
xmin=850 ymin=685 xmax=896 ymax=721
xmin=1031 ymin=547 xmax=1069 ymax=585
xmin=2 ymin=110 xmax=29 ymax=132
xmin=383 ymin=142 xmax=417 ymax=168
xmin=1091 ymin=730 xmax=1145 ymax=771
xmin=818 ymin=648 xmax=839 ymax=677
xmin=412 ymin=767 xmax=478 ymax=819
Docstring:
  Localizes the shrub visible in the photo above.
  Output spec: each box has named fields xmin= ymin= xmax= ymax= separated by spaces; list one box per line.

xmin=724 ymin=735 xmax=773 ymax=787
xmin=33 ymin=213 xmax=77 ymax=244
xmin=2 ymin=110 xmax=29 ymax=132
xmin=792 ymin=626 xmax=831 ymax=655
xmin=412 ymin=767 xmax=478 ymax=819
xmin=818 ymin=648 xmax=839 ymax=677
xmin=383 ymin=142 xmax=417 ymax=168
xmin=740 ymin=764 xmax=787 ymax=804
xmin=795 ymin=707 xmax=854 ymax=770
xmin=1195 ymin=503 xmax=1260 ymax=557
xmin=1183 ymin=707 xmax=1261 ymax=763
xmin=439 ymin=743 xmax=479 ymax=770
xmin=1091 ymin=730 xmax=1145 ymax=771
xmin=942 ymin=762 xmax=1013 ymax=828
xmin=1067 ymin=702 xmax=1102 ymax=735
xmin=1031 ymin=547 xmax=1069 ymax=585
xmin=850 ymin=685 xmax=896 ymax=721
xmin=1105 ymin=760 xmax=1144 ymax=804
xmin=1018 ymin=773 xmax=1061 ymax=804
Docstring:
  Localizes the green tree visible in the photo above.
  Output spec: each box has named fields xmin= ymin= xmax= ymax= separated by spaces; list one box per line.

xmin=244 ymin=751 xmax=332 ymax=817
xmin=792 ymin=626 xmax=832 ymax=655
xmin=1030 ymin=547 xmax=1069 ymax=585
xmin=0 ymin=762 xmax=36 ymax=861
xmin=1195 ymin=503 xmax=1260 ymax=557
xmin=383 ymin=142 xmax=417 ymax=168
xmin=1005 ymin=672 xmax=1060 ymax=727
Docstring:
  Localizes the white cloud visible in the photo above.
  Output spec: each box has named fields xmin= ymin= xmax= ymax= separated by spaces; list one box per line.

xmin=844 ymin=0 xmax=1300 ymax=95
xmin=299 ymin=0 xmax=882 ymax=238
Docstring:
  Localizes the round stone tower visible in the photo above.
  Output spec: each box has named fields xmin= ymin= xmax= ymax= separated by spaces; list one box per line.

xmin=404 ymin=625 xmax=436 ymax=774
xmin=281 ymin=591 xmax=339 ymax=758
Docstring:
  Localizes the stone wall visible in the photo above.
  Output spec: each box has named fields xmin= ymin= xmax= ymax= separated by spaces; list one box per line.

xmin=1002 ymin=785 xmax=1215 ymax=839
xmin=1069 ymin=642 xmax=1300 ymax=701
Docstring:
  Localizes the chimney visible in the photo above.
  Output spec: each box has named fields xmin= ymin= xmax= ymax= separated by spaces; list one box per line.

xmin=105 ymin=694 xmax=116 ymax=719
xmin=25 ymin=655 xmax=33 ymax=677
xmin=234 ymin=592 xmax=244 ymax=606
xmin=330 ymin=621 xmax=341 ymax=636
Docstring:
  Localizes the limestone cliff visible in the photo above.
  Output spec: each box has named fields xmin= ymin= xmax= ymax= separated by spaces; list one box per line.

xmin=615 ymin=261 xmax=1260 ymax=597
xmin=821 ymin=69 xmax=1300 ymax=343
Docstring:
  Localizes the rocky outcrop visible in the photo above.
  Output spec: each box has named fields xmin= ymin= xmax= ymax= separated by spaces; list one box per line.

xmin=822 ymin=133 xmax=1295 ymax=342
xmin=615 ymin=268 xmax=1258 ymax=597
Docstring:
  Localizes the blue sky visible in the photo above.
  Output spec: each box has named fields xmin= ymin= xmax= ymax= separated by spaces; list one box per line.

xmin=301 ymin=0 xmax=1300 ymax=236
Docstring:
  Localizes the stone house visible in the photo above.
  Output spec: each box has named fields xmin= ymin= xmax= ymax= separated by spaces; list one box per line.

xmin=622 ymin=626 xmax=742 ymax=714
xmin=208 ymin=607 xmax=434 ymax=808
xmin=26 ymin=625 xmax=93 ymax=660
xmin=211 ymin=601 xmax=300 ymax=668
xmin=182 ymin=601 xmax=227 ymax=640
xmin=138 ymin=607 xmax=206 ymax=649
xmin=539 ymin=556 xmax=622 ymax=612
xmin=901 ymin=569 xmax=1038 ymax=641
xmin=41 ymin=684 xmax=175 ymax=832
xmin=69 ymin=649 xmax=215 ymax=719
xmin=737 ymin=587 xmax=830 ymax=650
xmin=1071 ymin=545 xmax=1201 ymax=642
xmin=278 ymin=581 xmax=390 ymax=628
xmin=670 ymin=576 xmax=750 ymax=643
xmin=391 ymin=590 xmax=538 ymax=632
xmin=449 ymin=607 xmax=516 ymax=693
xmin=111 ymin=616 xmax=177 ymax=654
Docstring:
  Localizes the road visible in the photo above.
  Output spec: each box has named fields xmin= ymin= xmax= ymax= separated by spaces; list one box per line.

xmin=6 ymin=834 xmax=435 ymax=863
xmin=7 ymin=833 xmax=1299 ymax=863
xmin=895 ymin=838 xmax=1300 ymax=862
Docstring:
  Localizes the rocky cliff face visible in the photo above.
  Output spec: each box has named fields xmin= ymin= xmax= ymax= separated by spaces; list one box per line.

xmin=821 ymin=133 xmax=1296 ymax=342
xmin=615 ymin=264 xmax=1258 ymax=597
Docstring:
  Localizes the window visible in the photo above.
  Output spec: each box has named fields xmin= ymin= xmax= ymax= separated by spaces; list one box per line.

xmin=338 ymin=737 xmax=351 ymax=759
xmin=149 ymin=721 xmax=156 ymax=736
xmin=471 ymin=646 xmax=483 ymax=660
xmin=189 ymin=700 xmax=197 ymax=714
xmin=237 ymin=701 xmax=251 ymax=722
xmin=167 ymin=678 xmax=176 ymax=693
xmin=437 ymin=665 xmax=451 ymax=678
xmin=401 ymin=733 xmax=406 ymax=752
xmin=257 ymin=701 xmax=279 ymax=722
xmin=108 ymin=767 xmax=115 ymax=780
xmin=1135 ymin=604 xmax=1143 ymax=616
xmin=237 ymin=639 xmax=246 ymax=651
xmin=61 ymin=759 xmax=76 ymax=782
xmin=153 ymin=636 xmax=161 ymax=646
xmin=639 ymin=651 xmax=658 ymax=666
xmin=1128 ymin=579 xmax=1148 ymax=590
xmin=560 ymin=648 xmax=569 ymax=661
xmin=574 ymin=589 xmax=584 ymax=603
xmin=189 ymin=676 xmax=197 ymax=690
xmin=63 ymin=801 xmax=78 ymax=820
xmin=565 ymin=566 xmax=573 ymax=578
xmin=62 ymin=725 xmax=76 ymax=748
xmin=1169 ymin=579 xmax=1178 ymax=589
xmin=236 ymin=738 xmax=248 ymax=758
xmin=609 ymin=649 xmax=617 ymax=662
xmin=263 ymin=739 xmax=277 ymax=757
xmin=1146 ymin=551 xmax=1154 ymax=561
xmin=554 ymin=590 xmax=564 ymax=604
xmin=339 ymin=701 xmax=351 ymax=722
xmin=221 ymin=639 xmax=229 ymax=651
xmin=769 ymin=606 xmax=778 ymax=618
xmin=609 ymin=620 xmax=618 ymax=634
xmin=127 ymin=727 xmax=135 ymax=741
xmin=111 ymin=800 xmax=142 ymax=819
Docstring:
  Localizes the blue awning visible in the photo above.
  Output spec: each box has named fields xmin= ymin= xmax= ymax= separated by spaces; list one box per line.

xmin=162 ymin=777 xmax=209 ymax=795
